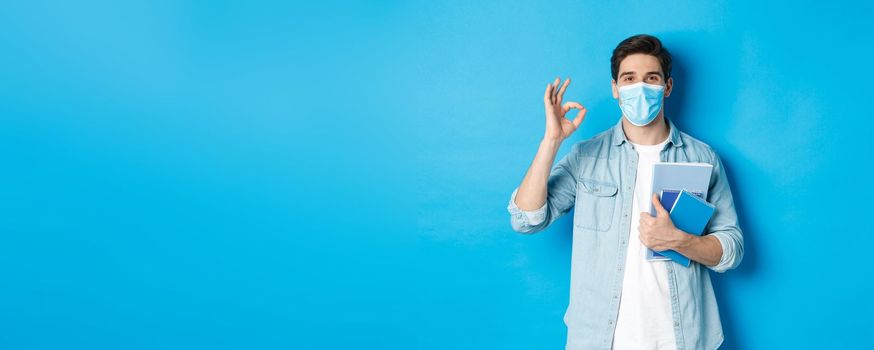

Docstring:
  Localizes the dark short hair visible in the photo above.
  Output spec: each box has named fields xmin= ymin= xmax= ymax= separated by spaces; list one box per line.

xmin=610 ymin=34 xmax=672 ymax=81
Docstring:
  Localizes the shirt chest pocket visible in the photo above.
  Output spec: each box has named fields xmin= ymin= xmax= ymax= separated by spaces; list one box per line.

xmin=575 ymin=178 xmax=619 ymax=232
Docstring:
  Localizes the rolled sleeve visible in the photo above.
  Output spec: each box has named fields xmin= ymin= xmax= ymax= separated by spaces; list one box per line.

xmin=709 ymin=230 xmax=742 ymax=273
xmin=507 ymin=187 xmax=548 ymax=226
xmin=506 ymin=143 xmax=581 ymax=234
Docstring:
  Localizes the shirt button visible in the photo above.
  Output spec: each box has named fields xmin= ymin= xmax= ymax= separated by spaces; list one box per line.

xmin=608 ymin=320 xmax=613 ymax=325
xmin=674 ymin=321 xmax=680 ymax=327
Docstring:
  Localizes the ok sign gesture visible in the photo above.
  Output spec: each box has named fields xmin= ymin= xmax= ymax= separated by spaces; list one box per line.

xmin=543 ymin=77 xmax=587 ymax=142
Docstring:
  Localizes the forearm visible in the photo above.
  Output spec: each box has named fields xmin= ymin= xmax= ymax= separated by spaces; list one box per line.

xmin=674 ymin=231 xmax=723 ymax=267
xmin=514 ymin=138 xmax=562 ymax=210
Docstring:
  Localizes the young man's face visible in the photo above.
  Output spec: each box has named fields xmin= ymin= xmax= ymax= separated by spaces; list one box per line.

xmin=611 ymin=53 xmax=673 ymax=100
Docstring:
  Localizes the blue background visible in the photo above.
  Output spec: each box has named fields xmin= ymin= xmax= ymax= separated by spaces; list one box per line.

xmin=1 ymin=1 xmax=870 ymax=349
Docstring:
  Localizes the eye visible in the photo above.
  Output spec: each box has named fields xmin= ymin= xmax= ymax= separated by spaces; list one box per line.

xmin=624 ymin=76 xmax=633 ymax=82
xmin=648 ymin=76 xmax=660 ymax=82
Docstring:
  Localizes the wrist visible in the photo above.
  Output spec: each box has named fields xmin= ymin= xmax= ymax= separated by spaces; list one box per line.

xmin=674 ymin=229 xmax=694 ymax=251
xmin=540 ymin=137 xmax=563 ymax=149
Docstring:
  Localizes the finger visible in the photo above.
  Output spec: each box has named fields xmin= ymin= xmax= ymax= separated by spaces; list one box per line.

xmin=563 ymin=101 xmax=584 ymax=110
xmin=556 ymin=78 xmax=571 ymax=102
xmin=551 ymin=77 xmax=560 ymax=103
xmin=637 ymin=218 xmax=653 ymax=233
xmin=561 ymin=102 xmax=582 ymax=114
xmin=572 ymin=107 xmax=587 ymax=128
xmin=652 ymin=193 xmax=668 ymax=215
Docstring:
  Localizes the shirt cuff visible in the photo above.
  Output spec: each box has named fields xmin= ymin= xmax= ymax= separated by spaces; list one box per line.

xmin=709 ymin=231 xmax=735 ymax=273
xmin=507 ymin=187 xmax=547 ymax=226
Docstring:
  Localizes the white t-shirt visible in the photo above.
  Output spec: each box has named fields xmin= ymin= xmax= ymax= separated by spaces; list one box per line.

xmin=611 ymin=136 xmax=677 ymax=350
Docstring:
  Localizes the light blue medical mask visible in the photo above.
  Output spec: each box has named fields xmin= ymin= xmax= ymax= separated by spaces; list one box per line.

xmin=618 ymin=81 xmax=665 ymax=126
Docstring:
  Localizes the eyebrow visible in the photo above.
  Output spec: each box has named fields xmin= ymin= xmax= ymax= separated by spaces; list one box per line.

xmin=619 ymin=71 xmax=664 ymax=78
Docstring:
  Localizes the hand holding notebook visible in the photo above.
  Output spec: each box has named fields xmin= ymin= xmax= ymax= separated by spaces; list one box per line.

xmin=652 ymin=189 xmax=717 ymax=266
xmin=645 ymin=162 xmax=715 ymax=265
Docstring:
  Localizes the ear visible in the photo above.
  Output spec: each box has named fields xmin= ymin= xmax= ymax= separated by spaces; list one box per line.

xmin=612 ymin=79 xmax=619 ymax=99
xmin=664 ymin=77 xmax=673 ymax=98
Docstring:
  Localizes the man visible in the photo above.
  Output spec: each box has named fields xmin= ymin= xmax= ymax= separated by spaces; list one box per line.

xmin=506 ymin=34 xmax=743 ymax=350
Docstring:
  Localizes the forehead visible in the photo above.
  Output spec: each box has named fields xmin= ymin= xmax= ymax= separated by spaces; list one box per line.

xmin=618 ymin=53 xmax=663 ymax=75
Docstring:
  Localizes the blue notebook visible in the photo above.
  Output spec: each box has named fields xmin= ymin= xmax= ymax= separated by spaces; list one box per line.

xmin=649 ymin=189 xmax=701 ymax=259
xmin=655 ymin=189 xmax=716 ymax=266
xmin=646 ymin=162 xmax=714 ymax=262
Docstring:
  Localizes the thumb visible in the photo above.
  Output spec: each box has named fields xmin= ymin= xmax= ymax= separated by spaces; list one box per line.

xmin=651 ymin=193 xmax=668 ymax=216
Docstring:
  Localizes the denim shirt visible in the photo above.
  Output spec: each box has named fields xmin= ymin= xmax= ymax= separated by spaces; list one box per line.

xmin=506 ymin=117 xmax=744 ymax=350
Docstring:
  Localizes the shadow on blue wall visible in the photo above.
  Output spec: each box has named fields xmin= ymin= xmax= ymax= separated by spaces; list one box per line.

xmin=670 ymin=48 xmax=761 ymax=350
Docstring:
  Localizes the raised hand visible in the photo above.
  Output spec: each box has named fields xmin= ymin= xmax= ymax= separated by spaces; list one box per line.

xmin=543 ymin=77 xmax=587 ymax=142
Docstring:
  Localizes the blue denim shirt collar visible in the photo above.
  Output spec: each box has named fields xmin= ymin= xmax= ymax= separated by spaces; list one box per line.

xmin=611 ymin=116 xmax=685 ymax=148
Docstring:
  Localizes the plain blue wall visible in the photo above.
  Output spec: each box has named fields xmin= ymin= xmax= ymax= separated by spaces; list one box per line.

xmin=1 ymin=1 xmax=871 ymax=349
